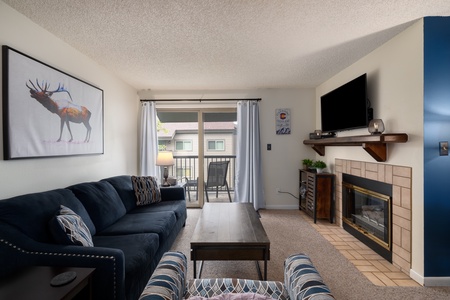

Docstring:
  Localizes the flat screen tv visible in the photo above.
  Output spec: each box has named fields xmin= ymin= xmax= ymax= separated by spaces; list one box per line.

xmin=320 ymin=73 xmax=368 ymax=134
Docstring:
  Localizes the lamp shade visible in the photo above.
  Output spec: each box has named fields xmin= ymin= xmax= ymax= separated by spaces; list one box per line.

xmin=156 ymin=151 xmax=174 ymax=166
xmin=368 ymin=119 xmax=385 ymax=135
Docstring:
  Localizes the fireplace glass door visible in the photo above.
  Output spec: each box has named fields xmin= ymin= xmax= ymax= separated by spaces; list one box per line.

xmin=342 ymin=183 xmax=391 ymax=250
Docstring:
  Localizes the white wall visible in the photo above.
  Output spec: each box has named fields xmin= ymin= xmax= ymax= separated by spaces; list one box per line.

xmin=0 ymin=2 xmax=139 ymax=198
xmin=260 ymin=89 xmax=316 ymax=209
xmin=316 ymin=20 xmax=424 ymax=276
xmin=139 ymin=88 xmax=316 ymax=209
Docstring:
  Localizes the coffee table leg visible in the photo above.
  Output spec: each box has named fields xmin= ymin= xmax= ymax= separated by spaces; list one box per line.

xmin=254 ymin=260 xmax=268 ymax=281
xmin=193 ymin=259 xmax=197 ymax=279
xmin=192 ymin=247 xmax=198 ymax=279
xmin=255 ymin=261 xmax=263 ymax=280
xmin=264 ymin=258 xmax=267 ymax=280
xmin=198 ymin=261 xmax=204 ymax=278
xmin=193 ymin=260 xmax=204 ymax=279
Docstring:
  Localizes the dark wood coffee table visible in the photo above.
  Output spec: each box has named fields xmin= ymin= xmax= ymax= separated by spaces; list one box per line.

xmin=190 ymin=203 xmax=270 ymax=280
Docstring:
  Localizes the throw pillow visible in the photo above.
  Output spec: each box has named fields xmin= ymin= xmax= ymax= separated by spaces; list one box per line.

xmin=131 ymin=176 xmax=161 ymax=206
xmin=49 ymin=205 xmax=94 ymax=247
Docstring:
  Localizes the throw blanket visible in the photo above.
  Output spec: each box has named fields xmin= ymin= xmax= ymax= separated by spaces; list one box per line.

xmin=131 ymin=176 xmax=161 ymax=206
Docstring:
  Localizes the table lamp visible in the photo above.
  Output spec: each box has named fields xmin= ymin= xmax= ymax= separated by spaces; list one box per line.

xmin=156 ymin=151 xmax=174 ymax=186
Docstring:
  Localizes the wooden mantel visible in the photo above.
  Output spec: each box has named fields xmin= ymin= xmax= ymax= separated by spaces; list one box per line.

xmin=303 ymin=133 xmax=408 ymax=162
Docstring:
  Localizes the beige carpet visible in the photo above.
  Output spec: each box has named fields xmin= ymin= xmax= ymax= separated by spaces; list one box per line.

xmin=170 ymin=208 xmax=450 ymax=300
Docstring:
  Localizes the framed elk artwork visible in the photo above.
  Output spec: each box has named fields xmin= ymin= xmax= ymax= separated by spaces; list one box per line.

xmin=2 ymin=46 xmax=104 ymax=159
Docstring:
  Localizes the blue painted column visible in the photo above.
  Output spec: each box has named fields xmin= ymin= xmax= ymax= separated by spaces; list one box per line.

xmin=424 ymin=17 xmax=450 ymax=277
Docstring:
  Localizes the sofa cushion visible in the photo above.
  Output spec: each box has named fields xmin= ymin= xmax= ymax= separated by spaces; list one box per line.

xmin=129 ymin=200 xmax=186 ymax=221
xmin=49 ymin=205 xmax=94 ymax=247
xmin=93 ymin=233 xmax=160 ymax=300
xmin=131 ymin=176 xmax=161 ymax=206
xmin=101 ymin=175 xmax=137 ymax=212
xmin=97 ymin=211 xmax=177 ymax=243
xmin=67 ymin=181 xmax=126 ymax=232
xmin=103 ymin=176 xmax=187 ymax=214
xmin=0 ymin=189 xmax=96 ymax=242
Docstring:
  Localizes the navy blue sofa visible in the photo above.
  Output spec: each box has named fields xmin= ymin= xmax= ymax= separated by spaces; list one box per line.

xmin=0 ymin=175 xmax=187 ymax=300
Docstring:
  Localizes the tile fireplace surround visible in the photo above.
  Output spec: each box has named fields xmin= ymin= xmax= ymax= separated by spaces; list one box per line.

xmin=334 ymin=159 xmax=412 ymax=275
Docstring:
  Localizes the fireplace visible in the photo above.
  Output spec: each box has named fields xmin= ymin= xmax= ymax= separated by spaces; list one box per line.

xmin=342 ymin=173 xmax=392 ymax=262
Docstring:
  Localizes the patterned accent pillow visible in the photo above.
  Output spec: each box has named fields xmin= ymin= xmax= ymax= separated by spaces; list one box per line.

xmin=49 ymin=205 xmax=94 ymax=247
xmin=131 ymin=176 xmax=162 ymax=206
xmin=188 ymin=294 xmax=272 ymax=300
xmin=186 ymin=279 xmax=287 ymax=300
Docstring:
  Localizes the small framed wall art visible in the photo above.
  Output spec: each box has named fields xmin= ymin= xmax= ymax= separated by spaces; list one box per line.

xmin=275 ymin=108 xmax=291 ymax=135
xmin=2 ymin=46 xmax=104 ymax=160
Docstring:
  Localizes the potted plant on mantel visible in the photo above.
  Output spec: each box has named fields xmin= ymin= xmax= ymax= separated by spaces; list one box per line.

xmin=313 ymin=160 xmax=327 ymax=173
xmin=302 ymin=158 xmax=314 ymax=170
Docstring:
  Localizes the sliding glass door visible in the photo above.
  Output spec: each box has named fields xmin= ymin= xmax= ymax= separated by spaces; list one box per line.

xmin=156 ymin=108 xmax=236 ymax=208
xmin=202 ymin=112 xmax=236 ymax=204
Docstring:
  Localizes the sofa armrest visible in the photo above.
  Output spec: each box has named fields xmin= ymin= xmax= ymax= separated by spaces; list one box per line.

xmin=0 ymin=223 xmax=125 ymax=300
xmin=284 ymin=254 xmax=334 ymax=300
xmin=160 ymin=187 xmax=186 ymax=202
xmin=139 ymin=251 xmax=187 ymax=300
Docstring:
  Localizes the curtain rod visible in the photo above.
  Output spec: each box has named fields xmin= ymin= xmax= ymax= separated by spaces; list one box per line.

xmin=140 ymin=98 xmax=261 ymax=102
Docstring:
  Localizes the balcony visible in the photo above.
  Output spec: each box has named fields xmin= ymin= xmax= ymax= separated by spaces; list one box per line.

xmin=166 ymin=155 xmax=236 ymax=204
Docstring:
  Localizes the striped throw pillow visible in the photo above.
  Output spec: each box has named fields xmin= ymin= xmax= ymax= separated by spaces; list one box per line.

xmin=49 ymin=205 xmax=94 ymax=247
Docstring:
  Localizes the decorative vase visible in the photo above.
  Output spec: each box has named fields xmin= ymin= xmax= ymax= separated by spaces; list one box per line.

xmin=316 ymin=168 xmax=324 ymax=174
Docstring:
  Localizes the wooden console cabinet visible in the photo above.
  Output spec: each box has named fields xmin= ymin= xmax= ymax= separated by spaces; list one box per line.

xmin=299 ymin=169 xmax=334 ymax=223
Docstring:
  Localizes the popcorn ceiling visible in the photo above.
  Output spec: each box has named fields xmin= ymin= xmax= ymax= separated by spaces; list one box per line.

xmin=4 ymin=0 xmax=450 ymax=90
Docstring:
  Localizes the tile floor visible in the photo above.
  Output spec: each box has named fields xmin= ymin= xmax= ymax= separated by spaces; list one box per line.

xmin=301 ymin=211 xmax=421 ymax=287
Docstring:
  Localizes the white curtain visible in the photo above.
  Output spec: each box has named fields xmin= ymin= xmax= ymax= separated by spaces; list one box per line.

xmin=234 ymin=100 xmax=264 ymax=210
xmin=139 ymin=101 xmax=159 ymax=179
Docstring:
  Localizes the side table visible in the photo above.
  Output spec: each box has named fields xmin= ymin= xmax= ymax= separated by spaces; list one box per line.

xmin=161 ymin=181 xmax=188 ymax=199
xmin=0 ymin=266 xmax=95 ymax=300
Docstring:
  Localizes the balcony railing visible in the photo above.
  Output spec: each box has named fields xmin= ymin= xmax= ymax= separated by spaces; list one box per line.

xmin=167 ymin=155 xmax=236 ymax=190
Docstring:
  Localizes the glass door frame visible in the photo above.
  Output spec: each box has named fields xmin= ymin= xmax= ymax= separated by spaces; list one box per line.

xmin=156 ymin=106 xmax=236 ymax=208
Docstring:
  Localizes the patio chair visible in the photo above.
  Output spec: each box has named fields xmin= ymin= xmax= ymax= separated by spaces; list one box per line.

xmin=183 ymin=177 xmax=198 ymax=201
xmin=204 ymin=161 xmax=232 ymax=202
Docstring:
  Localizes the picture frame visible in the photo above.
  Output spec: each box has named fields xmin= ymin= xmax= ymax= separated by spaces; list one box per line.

xmin=2 ymin=46 xmax=104 ymax=160
xmin=275 ymin=108 xmax=291 ymax=135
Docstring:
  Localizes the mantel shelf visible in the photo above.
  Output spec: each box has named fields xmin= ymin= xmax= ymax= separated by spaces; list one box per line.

xmin=303 ymin=133 xmax=408 ymax=162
